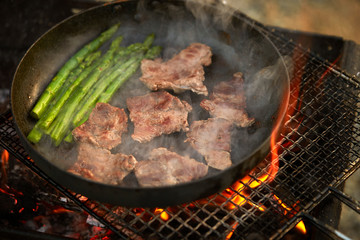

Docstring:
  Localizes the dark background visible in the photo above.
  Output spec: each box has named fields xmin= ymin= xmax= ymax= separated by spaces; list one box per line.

xmin=0 ymin=0 xmax=101 ymax=113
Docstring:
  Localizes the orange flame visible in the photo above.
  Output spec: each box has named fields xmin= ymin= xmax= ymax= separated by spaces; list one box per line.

xmin=273 ymin=195 xmax=306 ymax=234
xmin=154 ymin=208 xmax=170 ymax=221
xmin=1 ymin=149 xmax=9 ymax=162
xmin=223 ymin=68 xmax=291 ymax=210
xmin=316 ymin=55 xmax=341 ymax=89
xmin=296 ymin=220 xmax=307 ymax=234
xmin=224 ymin=50 xmax=313 ymax=238
xmin=52 ymin=206 xmax=74 ymax=214
xmin=0 ymin=149 xmax=24 ymax=198
xmin=225 ymin=222 xmax=239 ymax=240
xmin=132 ymin=207 xmax=170 ymax=222
xmin=79 ymin=196 xmax=89 ymax=202
xmin=1 ymin=149 xmax=9 ymax=180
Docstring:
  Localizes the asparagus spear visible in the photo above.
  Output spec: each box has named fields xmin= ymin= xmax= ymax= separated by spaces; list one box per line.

xmin=52 ymin=55 xmax=142 ymax=145
xmin=26 ymin=51 xmax=101 ymax=143
xmin=62 ymin=58 xmax=145 ymax=144
xmin=60 ymin=50 xmax=102 ymax=91
xmin=49 ymin=36 xmax=124 ymax=145
xmin=27 ymin=34 xmax=123 ymax=144
xmin=30 ymin=23 xmax=120 ymax=119
xmin=39 ymin=36 xmax=123 ymax=130
xmin=42 ymin=51 xmax=101 ymax=125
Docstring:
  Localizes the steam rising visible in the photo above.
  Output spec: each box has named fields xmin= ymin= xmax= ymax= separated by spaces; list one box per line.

xmin=186 ymin=0 xmax=236 ymax=29
xmin=36 ymin=0 xmax=292 ymax=186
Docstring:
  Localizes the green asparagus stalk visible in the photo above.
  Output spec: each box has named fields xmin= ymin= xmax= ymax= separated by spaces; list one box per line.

xmin=30 ymin=23 xmax=120 ymax=119
xmin=41 ymin=51 xmax=101 ymax=127
xmin=38 ymin=36 xmax=123 ymax=130
xmin=49 ymin=36 xmax=124 ymax=145
xmin=26 ymin=51 xmax=101 ymax=143
xmin=53 ymin=55 xmax=142 ymax=145
xmin=60 ymin=50 xmax=102 ymax=92
xmin=62 ymin=57 xmax=145 ymax=144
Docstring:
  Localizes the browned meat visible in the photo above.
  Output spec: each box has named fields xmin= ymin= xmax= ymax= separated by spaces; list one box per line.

xmin=134 ymin=148 xmax=208 ymax=187
xmin=69 ymin=143 xmax=137 ymax=185
xmin=185 ymin=118 xmax=232 ymax=170
xmin=200 ymin=72 xmax=255 ymax=127
xmin=72 ymin=102 xmax=128 ymax=150
xmin=126 ymin=91 xmax=192 ymax=143
xmin=139 ymin=43 xmax=212 ymax=96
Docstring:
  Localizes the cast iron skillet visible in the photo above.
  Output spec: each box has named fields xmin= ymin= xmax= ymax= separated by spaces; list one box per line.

xmin=11 ymin=0 xmax=290 ymax=207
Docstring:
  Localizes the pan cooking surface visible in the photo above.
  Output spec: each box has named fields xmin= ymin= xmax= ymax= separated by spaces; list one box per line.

xmin=11 ymin=1 xmax=289 ymax=207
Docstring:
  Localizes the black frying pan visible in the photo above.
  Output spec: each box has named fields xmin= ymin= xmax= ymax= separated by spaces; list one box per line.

xmin=11 ymin=0 xmax=290 ymax=208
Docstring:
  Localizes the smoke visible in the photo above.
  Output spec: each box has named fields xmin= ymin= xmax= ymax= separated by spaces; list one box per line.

xmin=185 ymin=0 xmax=236 ymax=29
xmin=35 ymin=0 xmax=291 ymax=185
xmin=245 ymin=55 xmax=293 ymax=120
xmin=110 ymin=0 xmax=291 ymax=168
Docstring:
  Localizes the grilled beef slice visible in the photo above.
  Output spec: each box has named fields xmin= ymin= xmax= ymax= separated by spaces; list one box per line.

xmin=72 ymin=102 xmax=128 ymax=150
xmin=127 ymin=91 xmax=192 ymax=143
xmin=69 ymin=143 xmax=137 ymax=185
xmin=185 ymin=118 xmax=232 ymax=170
xmin=139 ymin=43 xmax=212 ymax=96
xmin=200 ymin=72 xmax=255 ymax=127
xmin=135 ymin=148 xmax=208 ymax=187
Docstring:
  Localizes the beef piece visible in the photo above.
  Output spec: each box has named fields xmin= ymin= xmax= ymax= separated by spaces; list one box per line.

xmin=72 ymin=102 xmax=128 ymax=150
xmin=135 ymin=148 xmax=208 ymax=187
xmin=139 ymin=43 xmax=212 ymax=96
xmin=200 ymin=72 xmax=255 ymax=127
xmin=185 ymin=118 xmax=232 ymax=170
xmin=69 ymin=143 xmax=137 ymax=185
xmin=127 ymin=91 xmax=192 ymax=143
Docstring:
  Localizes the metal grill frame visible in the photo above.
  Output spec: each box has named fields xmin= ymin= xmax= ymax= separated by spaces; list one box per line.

xmin=1 ymin=9 xmax=360 ymax=240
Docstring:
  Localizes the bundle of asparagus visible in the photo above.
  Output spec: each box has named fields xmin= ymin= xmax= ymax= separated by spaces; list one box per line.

xmin=27 ymin=23 xmax=162 ymax=146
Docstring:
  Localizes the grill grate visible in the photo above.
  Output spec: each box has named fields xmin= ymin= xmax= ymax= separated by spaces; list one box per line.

xmin=1 ymin=11 xmax=360 ymax=240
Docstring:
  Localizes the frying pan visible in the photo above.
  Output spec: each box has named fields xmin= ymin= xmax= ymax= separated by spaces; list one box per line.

xmin=11 ymin=0 xmax=290 ymax=208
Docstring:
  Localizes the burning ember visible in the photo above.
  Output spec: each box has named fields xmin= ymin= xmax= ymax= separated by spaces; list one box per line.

xmin=0 ymin=148 xmax=117 ymax=239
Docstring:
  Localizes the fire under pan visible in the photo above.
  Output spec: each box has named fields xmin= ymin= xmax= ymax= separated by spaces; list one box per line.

xmin=1 ymin=11 xmax=360 ymax=240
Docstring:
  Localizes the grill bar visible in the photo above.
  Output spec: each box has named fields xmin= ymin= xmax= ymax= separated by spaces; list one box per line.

xmin=329 ymin=187 xmax=360 ymax=215
xmin=1 ymin=10 xmax=360 ymax=240
xmin=301 ymin=212 xmax=351 ymax=240
xmin=272 ymin=185 xmax=360 ymax=240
